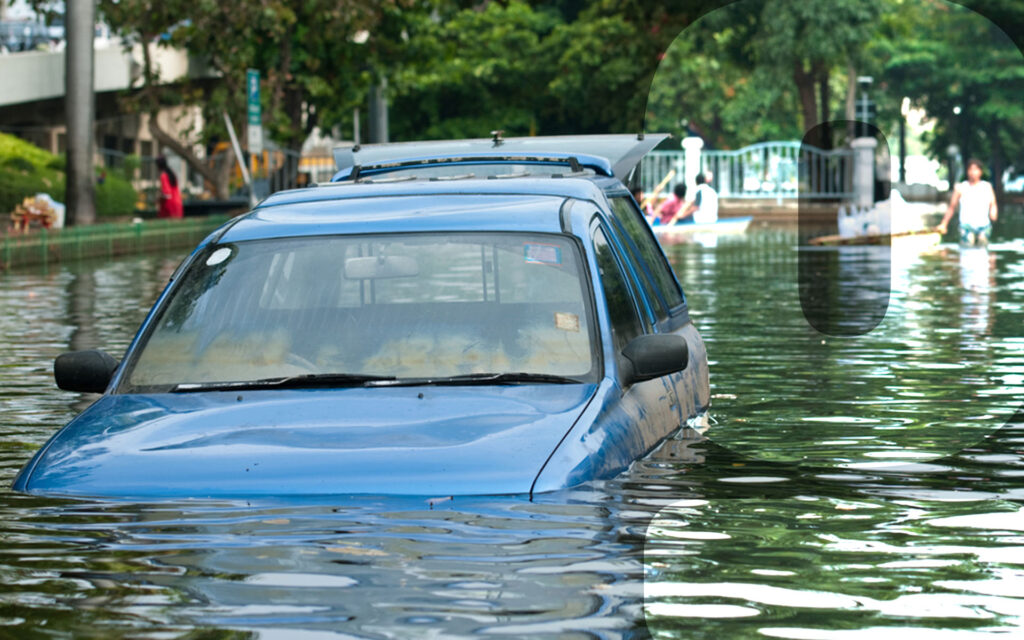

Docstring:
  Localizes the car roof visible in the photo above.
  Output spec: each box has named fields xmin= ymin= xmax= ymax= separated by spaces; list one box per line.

xmin=223 ymin=176 xmax=624 ymax=243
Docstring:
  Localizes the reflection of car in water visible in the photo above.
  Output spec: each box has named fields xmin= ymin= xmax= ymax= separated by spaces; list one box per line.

xmin=14 ymin=135 xmax=711 ymax=499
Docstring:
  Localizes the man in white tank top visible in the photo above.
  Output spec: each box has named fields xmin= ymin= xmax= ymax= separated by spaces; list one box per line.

xmin=672 ymin=171 xmax=719 ymax=224
xmin=938 ymin=158 xmax=998 ymax=245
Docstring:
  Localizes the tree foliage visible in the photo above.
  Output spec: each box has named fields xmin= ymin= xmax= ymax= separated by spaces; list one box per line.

xmin=386 ymin=1 xmax=562 ymax=140
xmin=648 ymin=0 xmax=883 ymax=150
xmin=382 ymin=0 xmax=719 ymax=139
xmin=644 ymin=0 xmax=1024 ymax=189
xmin=61 ymin=0 xmax=397 ymax=197
xmin=877 ymin=0 xmax=1024 ymax=189
xmin=26 ymin=0 xmax=1023 ymax=193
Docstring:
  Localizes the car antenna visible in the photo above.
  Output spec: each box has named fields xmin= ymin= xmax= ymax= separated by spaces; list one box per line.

xmin=491 ymin=130 xmax=504 ymax=147
xmin=637 ymin=131 xmax=645 ymax=140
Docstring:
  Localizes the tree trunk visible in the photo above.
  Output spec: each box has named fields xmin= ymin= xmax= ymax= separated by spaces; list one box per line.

xmin=794 ymin=60 xmax=820 ymax=148
xmin=817 ymin=63 xmax=832 ymax=150
xmin=140 ymin=41 xmax=232 ymax=199
xmin=991 ymin=128 xmax=1005 ymax=197
xmin=147 ymin=114 xmax=231 ymax=199
xmin=845 ymin=62 xmax=857 ymax=141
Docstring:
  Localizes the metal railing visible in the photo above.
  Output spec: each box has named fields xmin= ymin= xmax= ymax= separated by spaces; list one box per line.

xmin=641 ymin=141 xmax=854 ymax=201
xmin=639 ymin=151 xmax=686 ymax=197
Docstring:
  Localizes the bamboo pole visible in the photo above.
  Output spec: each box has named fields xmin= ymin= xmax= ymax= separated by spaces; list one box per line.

xmin=642 ymin=169 xmax=676 ymax=209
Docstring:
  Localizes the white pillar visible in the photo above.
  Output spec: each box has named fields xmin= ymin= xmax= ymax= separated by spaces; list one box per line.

xmin=851 ymin=136 xmax=877 ymax=208
xmin=681 ymin=136 xmax=704 ymax=193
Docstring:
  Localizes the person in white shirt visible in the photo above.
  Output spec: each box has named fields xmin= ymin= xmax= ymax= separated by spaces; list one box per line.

xmin=937 ymin=158 xmax=998 ymax=246
xmin=671 ymin=171 xmax=718 ymax=224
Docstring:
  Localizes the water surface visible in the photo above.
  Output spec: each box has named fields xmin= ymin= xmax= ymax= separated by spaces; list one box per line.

xmin=1 ymin=226 xmax=1022 ymax=638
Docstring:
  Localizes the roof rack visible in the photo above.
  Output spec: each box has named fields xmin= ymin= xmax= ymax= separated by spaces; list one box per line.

xmin=331 ymin=134 xmax=669 ymax=183
xmin=342 ymin=154 xmax=595 ymax=183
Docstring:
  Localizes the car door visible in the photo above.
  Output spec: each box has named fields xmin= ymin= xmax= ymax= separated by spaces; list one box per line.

xmin=605 ymin=194 xmax=708 ymax=421
xmin=590 ymin=219 xmax=684 ymax=456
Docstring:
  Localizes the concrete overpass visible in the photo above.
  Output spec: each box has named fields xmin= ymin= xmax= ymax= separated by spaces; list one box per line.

xmin=0 ymin=42 xmax=208 ymax=156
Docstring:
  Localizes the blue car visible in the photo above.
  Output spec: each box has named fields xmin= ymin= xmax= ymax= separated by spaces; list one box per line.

xmin=13 ymin=134 xmax=710 ymax=498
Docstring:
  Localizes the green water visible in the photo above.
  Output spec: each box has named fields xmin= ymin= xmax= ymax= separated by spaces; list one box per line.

xmin=0 ymin=226 xmax=1021 ymax=638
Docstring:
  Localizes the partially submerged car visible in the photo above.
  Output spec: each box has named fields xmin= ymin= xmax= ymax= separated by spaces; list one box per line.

xmin=13 ymin=134 xmax=710 ymax=498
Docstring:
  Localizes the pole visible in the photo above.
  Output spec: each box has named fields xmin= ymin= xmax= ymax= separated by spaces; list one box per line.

xmin=859 ymin=92 xmax=868 ymax=138
xmin=898 ymin=114 xmax=906 ymax=185
xmin=367 ymin=78 xmax=389 ymax=143
xmin=223 ymin=112 xmax=257 ymax=208
xmin=66 ymin=0 xmax=96 ymax=226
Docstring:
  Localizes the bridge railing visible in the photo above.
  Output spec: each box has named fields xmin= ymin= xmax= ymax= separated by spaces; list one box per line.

xmin=641 ymin=141 xmax=854 ymax=201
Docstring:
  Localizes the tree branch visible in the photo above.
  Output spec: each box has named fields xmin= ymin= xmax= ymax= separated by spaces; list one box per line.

xmin=141 ymin=40 xmax=230 ymax=198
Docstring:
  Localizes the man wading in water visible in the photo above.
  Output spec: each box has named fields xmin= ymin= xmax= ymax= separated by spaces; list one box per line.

xmin=938 ymin=158 xmax=998 ymax=246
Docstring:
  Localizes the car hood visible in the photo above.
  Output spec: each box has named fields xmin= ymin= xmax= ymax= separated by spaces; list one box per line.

xmin=16 ymin=384 xmax=596 ymax=498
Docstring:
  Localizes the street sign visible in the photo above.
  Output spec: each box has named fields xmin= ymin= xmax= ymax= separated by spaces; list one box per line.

xmin=246 ymin=69 xmax=263 ymax=154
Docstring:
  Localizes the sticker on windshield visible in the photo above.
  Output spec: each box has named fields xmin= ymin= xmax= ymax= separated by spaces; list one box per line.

xmin=206 ymin=247 xmax=233 ymax=266
xmin=524 ymin=243 xmax=562 ymax=265
xmin=554 ymin=312 xmax=580 ymax=332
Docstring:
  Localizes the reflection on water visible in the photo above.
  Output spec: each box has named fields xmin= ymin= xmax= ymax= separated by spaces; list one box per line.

xmin=0 ymin=231 xmax=1022 ymax=637
xmin=683 ymin=232 xmax=1024 ymax=469
xmin=799 ymin=244 xmax=891 ymax=337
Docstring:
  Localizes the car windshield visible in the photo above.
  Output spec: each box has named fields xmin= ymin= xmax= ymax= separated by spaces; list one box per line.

xmin=124 ymin=232 xmax=597 ymax=391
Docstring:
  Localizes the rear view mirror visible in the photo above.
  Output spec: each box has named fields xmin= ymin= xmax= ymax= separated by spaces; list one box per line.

xmin=344 ymin=255 xmax=419 ymax=279
xmin=54 ymin=350 xmax=119 ymax=393
xmin=622 ymin=334 xmax=688 ymax=384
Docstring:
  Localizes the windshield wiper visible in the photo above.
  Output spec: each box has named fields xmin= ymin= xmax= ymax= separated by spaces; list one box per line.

xmin=172 ymin=373 xmax=397 ymax=392
xmin=367 ymin=372 xmax=584 ymax=387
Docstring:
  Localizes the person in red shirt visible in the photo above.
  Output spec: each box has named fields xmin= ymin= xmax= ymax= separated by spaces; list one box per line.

xmin=653 ymin=183 xmax=687 ymax=225
xmin=156 ymin=156 xmax=184 ymax=219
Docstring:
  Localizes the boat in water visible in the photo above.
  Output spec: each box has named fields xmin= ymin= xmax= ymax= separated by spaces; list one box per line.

xmin=651 ymin=216 xmax=753 ymax=244
xmin=808 ymin=190 xmax=943 ymax=249
xmin=808 ymin=228 xmax=942 ymax=249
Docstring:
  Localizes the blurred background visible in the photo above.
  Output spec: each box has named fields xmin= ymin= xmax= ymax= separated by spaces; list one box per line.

xmin=0 ymin=0 xmax=1021 ymax=221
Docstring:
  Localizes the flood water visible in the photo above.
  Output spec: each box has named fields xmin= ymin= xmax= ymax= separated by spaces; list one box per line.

xmin=1 ymin=223 xmax=1023 ymax=638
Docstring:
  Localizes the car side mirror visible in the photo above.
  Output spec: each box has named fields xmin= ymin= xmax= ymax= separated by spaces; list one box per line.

xmin=622 ymin=334 xmax=688 ymax=385
xmin=54 ymin=350 xmax=119 ymax=393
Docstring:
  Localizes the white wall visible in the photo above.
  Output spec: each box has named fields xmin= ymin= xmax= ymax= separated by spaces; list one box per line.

xmin=0 ymin=44 xmax=197 ymax=107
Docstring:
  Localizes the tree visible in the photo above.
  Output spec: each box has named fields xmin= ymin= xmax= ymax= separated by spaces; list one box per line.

xmin=70 ymin=1 xmax=397 ymax=198
xmin=543 ymin=0 xmax=721 ymax=135
xmin=381 ymin=0 xmax=726 ymax=139
xmin=645 ymin=5 xmax=806 ymax=149
xmin=646 ymin=0 xmax=886 ymax=150
xmin=385 ymin=0 xmax=563 ymax=140
xmin=877 ymin=0 xmax=1024 ymax=191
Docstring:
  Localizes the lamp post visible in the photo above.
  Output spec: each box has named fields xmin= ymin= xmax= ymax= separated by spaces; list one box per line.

xmin=946 ymin=143 xmax=960 ymax=192
xmin=368 ymin=77 xmax=389 ymax=144
xmin=351 ymin=29 xmax=388 ymax=144
xmin=66 ymin=0 xmax=96 ymax=226
xmin=899 ymin=97 xmax=910 ymax=185
xmin=856 ymin=76 xmax=873 ymax=138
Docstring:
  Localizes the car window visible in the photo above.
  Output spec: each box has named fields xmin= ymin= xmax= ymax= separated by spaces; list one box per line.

xmin=592 ymin=225 xmax=643 ymax=354
xmin=124 ymin=233 xmax=597 ymax=390
xmin=608 ymin=196 xmax=685 ymax=311
xmin=600 ymin=212 xmax=660 ymax=325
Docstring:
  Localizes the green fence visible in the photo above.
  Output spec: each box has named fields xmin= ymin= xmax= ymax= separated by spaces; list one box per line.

xmin=1 ymin=216 xmax=231 ymax=271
